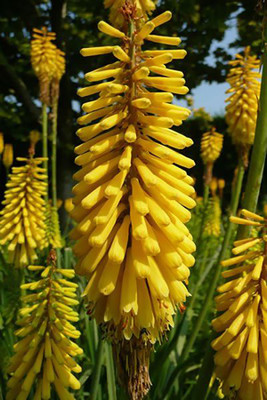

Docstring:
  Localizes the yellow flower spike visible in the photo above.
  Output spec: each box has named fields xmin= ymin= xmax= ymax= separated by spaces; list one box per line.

xmin=212 ymin=210 xmax=267 ymax=400
xmin=201 ymin=127 xmax=223 ymax=165
xmin=201 ymin=127 xmax=223 ymax=185
xmin=31 ymin=27 xmax=57 ymax=104
xmin=0 ymin=156 xmax=48 ymax=267
xmin=2 ymin=143 xmax=13 ymax=169
xmin=6 ymin=251 xmax=82 ymax=400
xmin=0 ymin=132 xmax=4 ymax=154
xmin=204 ymin=196 xmax=222 ymax=237
xmin=45 ymin=204 xmax=63 ymax=249
xmin=73 ymin=4 xmax=195 ymax=398
xmin=225 ymin=47 xmax=261 ymax=159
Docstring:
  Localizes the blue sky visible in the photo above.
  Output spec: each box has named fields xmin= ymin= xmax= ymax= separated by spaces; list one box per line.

xmin=191 ymin=16 xmax=240 ymax=115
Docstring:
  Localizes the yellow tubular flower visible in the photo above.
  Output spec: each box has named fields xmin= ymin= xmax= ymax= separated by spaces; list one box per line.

xmin=225 ymin=47 xmax=261 ymax=151
xmin=31 ymin=27 xmax=57 ymax=104
xmin=204 ymin=196 xmax=221 ymax=237
xmin=212 ymin=209 xmax=267 ymax=400
xmin=6 ymin=253 xmax=82 ymax=400
xmin=201 ymin=127 xmax=223 ymax=165
xmin=3 ymin=143 xmax=14 ymax=169
xmin=45 ymin=204 xmax=63 ymax=249
xmin=64 ymin=198 xmax=74 ymax=213
xmin=105 ymin=0 xmax=159 ymax=28
xmin=72 ymin=4 xmax=195 ymax=398
xmin=0 ymin=132 xmax=4 ymax=154
xmin=0 ymin=157 xmax=48 ymax=267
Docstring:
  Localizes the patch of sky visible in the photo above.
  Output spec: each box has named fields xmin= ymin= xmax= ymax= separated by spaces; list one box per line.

xmin=190 ymin=11 xmax=243 ymax=116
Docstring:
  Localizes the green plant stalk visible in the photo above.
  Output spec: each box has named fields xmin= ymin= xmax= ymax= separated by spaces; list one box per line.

xmin=42 ymin=102 xmax=48 ymax=201
xmin=91 ymin=339 xmax=105 ymax=400
xmin=193 ymin=15 xmax=267 ymax=398
xmin=105 ymin=342 xmax=117 ymax=400
xmin=196 ymin=180 xmax=210 ymax=245
xmin=51 ymin=98 xmax=58 ymax=209
xmin=180 ymin=160 xmax=244 ymax=363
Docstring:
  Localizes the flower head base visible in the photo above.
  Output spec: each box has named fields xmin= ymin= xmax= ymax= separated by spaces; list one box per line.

xmin=225 ymin=47 xmax=261 ymax=154
xmin=72 ymin=5 xmax=195 ymax=398
xmin=3 ymin=143 xmax=14 ymax=169
xmin=0 ymin=157 xmax=48 ymax=267
xmin=6 ymin=253 xmax=82 ymax=400
xmin=105 ymin=0 xmax=158 ymax=28
xmin=212 ymin=209 xmax=267 ymax=400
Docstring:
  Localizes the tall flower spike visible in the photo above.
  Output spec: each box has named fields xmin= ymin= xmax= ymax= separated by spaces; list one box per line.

xmin=6 ymin=252 xmax=83 ymax=400
xmin=212 ymin=209 xmax=267 ymax=400
xmin=201 ymin=127 xmax=223 ymax=184
xmin=45 ymin=203 xmax=63 ymax=249
xmin=72 ymin=4 xmax=195 ymax=398
xmin=204 ymin=196 xmax=221 ymax=237
xmin=105 ymin=0 xmax=159 ymax=28
xmin=225 ymin=47 xmax=261 ymax=162
xmin=0 ymin=157 xmax=48 ymax=267
xmin=31 ymin=27 xmax=57 ymax=104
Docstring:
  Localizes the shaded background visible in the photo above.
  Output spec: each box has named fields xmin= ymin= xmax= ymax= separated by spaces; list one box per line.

xmin=0 ymin=0 xmax=266 ymax=207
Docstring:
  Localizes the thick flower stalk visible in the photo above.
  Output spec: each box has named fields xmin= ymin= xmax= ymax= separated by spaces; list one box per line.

xmin=212 ymin=209 xmax=267 ymax=399
xmin=30 ymin=27 xmax=57 ymax=105
xmin=201 ymin=127 xmax=223 ymax=185
xmin=105 ymin=0 xmax=157 ymax=28
xmin=6 ymin=253 xmax=82 ymax=400
xmin=225 ymin=47 xmax=261 ymax=163
xmin=3 ymin=143 xmax=14 ymax=170
xmin=72 ymin=4 xmax=195 ymax=398
xmin=0 ymin=157 xmax=48 ymax=267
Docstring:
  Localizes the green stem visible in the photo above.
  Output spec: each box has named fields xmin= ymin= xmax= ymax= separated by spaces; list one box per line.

xmin=181 ymin=160 xmax=244 ymax=363
xmin=196 ymin=183 xmax=209 ymax=245
xmin=42 ymin=102 xmax=48 ymax=201
xmin=193 ymin=13 xmax=267 ymax=397
xmin=203 ymin=182 xmax=209 ymax=207
xmin=91 ymin=339 xmax=105 ymax=400
xmin=105 ymin=342 xmax=117 ymax=400
xmin=51 ymin=99 xmax=58 ymax=209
